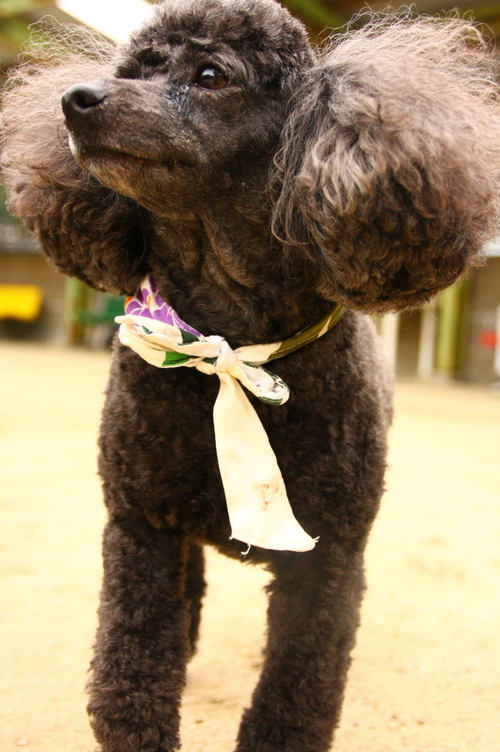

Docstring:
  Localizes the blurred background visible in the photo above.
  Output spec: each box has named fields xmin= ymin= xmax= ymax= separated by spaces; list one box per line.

xmin=1 ymin=0 xmax=500 ymax=385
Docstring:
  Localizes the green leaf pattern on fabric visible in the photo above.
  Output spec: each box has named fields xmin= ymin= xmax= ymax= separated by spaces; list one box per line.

xmin=161 ymin=351 xmax=193 ymax=367
xmin=180 ymin=329 xmax=199 ymax=344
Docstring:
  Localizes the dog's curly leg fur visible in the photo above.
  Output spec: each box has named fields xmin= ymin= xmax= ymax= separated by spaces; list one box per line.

xmin=184 ymin=543 xmax=206 ymax=656
xmin=236 ymin=545 xmax=365 ymax=752
xmin=87 ymin=518 xmax=192 ymax=752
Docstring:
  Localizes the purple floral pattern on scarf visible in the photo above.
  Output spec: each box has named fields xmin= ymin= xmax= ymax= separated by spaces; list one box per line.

xmin=124 ymin=276 xmax=201 ymax=337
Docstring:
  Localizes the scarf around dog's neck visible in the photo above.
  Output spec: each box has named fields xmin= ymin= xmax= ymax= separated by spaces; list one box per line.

xmin=116 ymin=275 xmax=344 ymax=552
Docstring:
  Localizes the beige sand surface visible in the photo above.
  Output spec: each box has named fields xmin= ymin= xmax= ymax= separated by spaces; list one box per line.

xmin=1 ymin=341 xmax=499 ymax=752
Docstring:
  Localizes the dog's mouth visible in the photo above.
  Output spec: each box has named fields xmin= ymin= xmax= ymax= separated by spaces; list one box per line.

xmin=70 ymin=137 xmax=192 ymax=171
xmin=96 ymin=149 xmax=157 ymax=166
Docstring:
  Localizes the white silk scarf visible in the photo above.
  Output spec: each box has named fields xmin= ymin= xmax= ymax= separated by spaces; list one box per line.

xmin=116 ymin=276 xmax=344 ymax=552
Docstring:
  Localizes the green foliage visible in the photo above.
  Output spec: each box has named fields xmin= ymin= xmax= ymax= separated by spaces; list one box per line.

xmin=0 ymin=185 xmax=11 ymax=222
xmin=284 ymin=0 xmax=344 ymax=30
xmin=0 ymin=1 xmax=50 ymax=19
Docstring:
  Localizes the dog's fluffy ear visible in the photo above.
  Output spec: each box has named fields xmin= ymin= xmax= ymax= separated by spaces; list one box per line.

xmin=0 ymin=25 xmax=148 ymax=295
xmin=272 ymin=16 xmax=500 ymax=313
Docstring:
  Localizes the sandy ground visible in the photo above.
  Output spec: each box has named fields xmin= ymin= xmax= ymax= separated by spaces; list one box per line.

xmin=1 ymin=341 xmax=499 ymax=752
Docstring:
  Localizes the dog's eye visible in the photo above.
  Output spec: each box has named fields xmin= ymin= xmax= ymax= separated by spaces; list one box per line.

xmin=195 ymin=66 xmax=228 ymax=90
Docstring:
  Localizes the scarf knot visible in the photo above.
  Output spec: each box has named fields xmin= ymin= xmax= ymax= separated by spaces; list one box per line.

xmin=210 ymin=337 xmax=238 ymax=373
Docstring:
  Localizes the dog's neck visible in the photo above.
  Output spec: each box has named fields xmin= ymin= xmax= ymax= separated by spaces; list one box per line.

xmin=143 ymin=202 xmax=330 ymax=348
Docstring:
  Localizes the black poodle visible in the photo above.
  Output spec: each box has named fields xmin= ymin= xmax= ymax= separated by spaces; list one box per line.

xmin=2 ymin=1 xmax=500 ymax=750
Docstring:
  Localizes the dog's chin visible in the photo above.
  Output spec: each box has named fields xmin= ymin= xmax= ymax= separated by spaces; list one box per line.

xmin=71 ymin=147 xmax=196 ymax=220
xmin=71 ymin=143 xmax=196 ymax=207
xmin=74 ymin=144 xmax=174 ymax=172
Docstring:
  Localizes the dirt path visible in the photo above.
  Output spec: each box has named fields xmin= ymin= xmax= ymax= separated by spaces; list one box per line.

xmin=1 ymin=342 xmax=499 ymax=752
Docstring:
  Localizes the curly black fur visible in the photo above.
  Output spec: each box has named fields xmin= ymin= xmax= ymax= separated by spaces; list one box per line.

xmin=2 ymin=1 xmax=500 ymax=750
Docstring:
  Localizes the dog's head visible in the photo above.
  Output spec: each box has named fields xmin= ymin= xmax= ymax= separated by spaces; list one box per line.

xmin=4 ymin=1 xmax=499 ymax=311
xmin=61 ymin=0 xmax=313 ymax=219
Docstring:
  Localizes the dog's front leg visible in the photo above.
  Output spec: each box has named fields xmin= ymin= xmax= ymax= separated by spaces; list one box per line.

xmin=87 ymin=516 xmax=191 ymax=752
xmin=235 ymin=543 xmax=366 ymax=752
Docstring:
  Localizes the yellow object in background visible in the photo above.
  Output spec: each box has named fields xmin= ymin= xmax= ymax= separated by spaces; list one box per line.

xmin=0 ymin=285 xmax=43 ymax=322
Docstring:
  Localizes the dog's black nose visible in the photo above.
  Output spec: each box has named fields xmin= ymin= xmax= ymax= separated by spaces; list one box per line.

xmin=62 ymin=82 xmax=108 ymax=128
